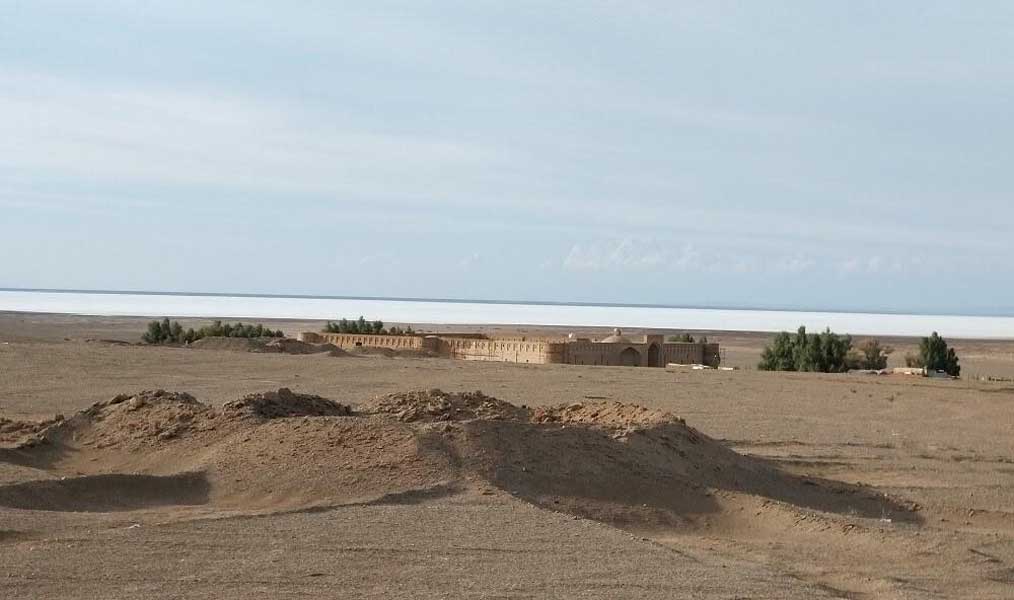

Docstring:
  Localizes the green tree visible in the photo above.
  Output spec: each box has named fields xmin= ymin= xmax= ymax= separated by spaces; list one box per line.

xmin=323 ymin=317 xmax=412 ymax=336
xmin=821 ymin=328 xmax=853 ymax=373
xmin=142 ymin=320 xmax=164 ymax=344
xmin=758 ymin=331 xmax=797 ymax=371
xmin=854 ymin=339 xmax=893 ymax=370
xmin=144 ymin=318 xmax=286 ymax=344
xmin=917 ymin=332 xmax=960 ymax=376
xmin=758 ymin=326 xmax=853 ymax=373
xmin=667 ymin=333 xmax=695 ymax=343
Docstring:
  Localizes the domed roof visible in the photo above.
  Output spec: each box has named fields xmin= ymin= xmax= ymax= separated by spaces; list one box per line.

xmin=599 ymin=328 xmax=632 ymax=344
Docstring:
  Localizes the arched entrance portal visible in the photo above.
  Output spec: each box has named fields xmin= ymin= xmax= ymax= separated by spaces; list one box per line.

xmin=619 ymin=347 xmax=641 ymax=367
xmin=647 ymin=343 xmax=660 ymax=367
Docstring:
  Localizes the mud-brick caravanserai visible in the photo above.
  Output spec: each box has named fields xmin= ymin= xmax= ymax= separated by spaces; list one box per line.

xmin=299 ymin=328 xmax=720 ymax=368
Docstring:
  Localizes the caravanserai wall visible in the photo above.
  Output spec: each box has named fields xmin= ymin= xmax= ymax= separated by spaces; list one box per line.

xmin=438 ymin=337 xmax=565 ymax=363
xmin=298 ymin=332 xmax=436 ymax=351
xmin=563 ymin=340 xmax=624 ymax=366
xmin=662 ymin=343 xmax=704 ymax=366
xmin=297 ymin=331 xmax=720 ymax=368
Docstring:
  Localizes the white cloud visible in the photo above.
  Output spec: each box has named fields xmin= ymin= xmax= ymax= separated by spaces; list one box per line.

xmin=775 ymin=254 xmax=818 ymax=273
xmin=458 ymin=252 xmax=481 ymax=269
xmin=837 ymin=254 xmax=931 ymax=275
xmin=0 ymin=70 xmax=495 ymax=201
xmin=562 ymin=238 xmax=701 ymax=273
xmin=840 ymin=257 xmax=862 ymax=273
xmin=356 ymin=253 xmax=401 ymax=268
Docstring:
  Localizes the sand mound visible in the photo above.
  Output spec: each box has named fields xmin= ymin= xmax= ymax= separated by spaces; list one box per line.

xmin=373 ymin=389 xmax=530 ymax=422
xmin=262 ymin=338 xmax=338 ymax=355
xmin=222 ymin=388 xmax=352 ymax=419
xmin=3 ymin=388 xmax=918 ymax=528
xmin=0 ymin=415 xmax=64 ymax=445
xmin=532 ymin=401 xmax=684 ymax=430
xmin=189 ymin=337 xmax=339 ymax=355
xmin=28 ymin=390 xmax=215 ymax=451
xmin=352 ymin=346 xmax=397 ymax=357
xmin=0 ymin=472 xmax=209 ymax=512
xmin=351 ymin=346 xmax=438 ymax=359
xmin=25 ymin=388 xmax=352 ymax=451
xmin=189 ymin=337 xmax=269 ymax=352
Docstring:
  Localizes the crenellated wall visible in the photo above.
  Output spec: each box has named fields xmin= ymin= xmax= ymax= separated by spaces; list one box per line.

xmin=298 ymin=332 xmax=438 ymax=352
xmin=560 ymin=340 xmax=719 ymax=367
xmin=437 ymin=337 xmax=566 ymax=363
xmin=297 ymin=331 xmax=720 ymax=367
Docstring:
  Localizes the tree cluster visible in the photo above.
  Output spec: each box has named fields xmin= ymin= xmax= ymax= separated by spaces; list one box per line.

xmin=758 ymin=326 xmax=854 ymax=373
xmin=848 ymin=339 xmax=894 ymax=370
xmin=142 ymin=318 xmax=284 ymax=345
xmin=905 ymin=332 xmax=961 ymax=376
xmin=323 ymin=316 xmax=414 ymax=336
xmin=759 ymin=327 xmax=960 ymax=376
xmin=666 ymin=333 xmax=708 ymax=344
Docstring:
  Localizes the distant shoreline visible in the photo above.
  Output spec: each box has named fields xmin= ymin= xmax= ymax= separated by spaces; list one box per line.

xmin=1 ymin=286 xmax=1010 ymax=319
xmin=3 ymin=289 xmax=1014 ymax=339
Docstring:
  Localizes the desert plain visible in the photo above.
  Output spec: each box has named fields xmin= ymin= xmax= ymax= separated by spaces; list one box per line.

xmin=2 ymin=312 xmax=1014 ymax=599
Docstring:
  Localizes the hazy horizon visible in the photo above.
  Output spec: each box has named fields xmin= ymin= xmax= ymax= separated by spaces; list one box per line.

xmin=3 ymin=285 xmax=1014 ymax=319
xmin=6 ymin=288 xmax=1014 ymax=338
xmin=3 ymin=2 xmax=1013 ymax=315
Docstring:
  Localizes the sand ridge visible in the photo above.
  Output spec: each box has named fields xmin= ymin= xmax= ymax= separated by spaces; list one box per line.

xmin=1 ymin=388 xmax=917 ymax=534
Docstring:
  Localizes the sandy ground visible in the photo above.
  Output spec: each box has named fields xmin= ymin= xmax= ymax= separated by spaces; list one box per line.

xmin=2 ymin=313 xmax=1014 ymax=599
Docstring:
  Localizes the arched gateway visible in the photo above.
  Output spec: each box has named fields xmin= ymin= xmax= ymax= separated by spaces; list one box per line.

xmin=619 ymin=347 xmax=641 ymax=367
xmin=647 ymin=343 xmax=660 ymax=367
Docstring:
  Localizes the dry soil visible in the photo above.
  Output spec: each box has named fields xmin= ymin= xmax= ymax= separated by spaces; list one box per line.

xmin=1 ymin=313 xmax=1013 ymax=599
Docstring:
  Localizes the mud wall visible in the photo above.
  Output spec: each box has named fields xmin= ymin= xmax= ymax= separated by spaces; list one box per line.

xmin=299 ymin=332 xmax=434 ymax=351
xmin=439 ymin=337 xmax=565 ymax=364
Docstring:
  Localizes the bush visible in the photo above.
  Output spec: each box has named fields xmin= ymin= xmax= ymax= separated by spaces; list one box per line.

xmin=758 ymin=326 xmax=853 ymax=373
xmin=759 ymin=331 xmax=797 ymax=371
xmin=667 ymin=333 xmax=695 ymax=343
xmin=142 ymin=319 xmax=284 ymax=344
xmin=323 ymin=316 xmax=414 ymax=336
xmin=850 ymin=339 xmax=893 ymax=370
xmin=909 ymin=332 xmax=960 ymax=376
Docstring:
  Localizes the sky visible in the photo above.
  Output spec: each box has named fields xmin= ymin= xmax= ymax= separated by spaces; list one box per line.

xmin=2 ymin=1 xmax=1012 ymax=315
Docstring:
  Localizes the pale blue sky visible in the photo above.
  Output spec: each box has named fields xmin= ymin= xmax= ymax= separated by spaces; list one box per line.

xmin=2 ymin=1 xmax=1012 ymax=314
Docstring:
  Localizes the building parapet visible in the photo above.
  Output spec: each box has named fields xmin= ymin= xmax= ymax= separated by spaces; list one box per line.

xmin=297 ymin=329 xmax=720 ymax=368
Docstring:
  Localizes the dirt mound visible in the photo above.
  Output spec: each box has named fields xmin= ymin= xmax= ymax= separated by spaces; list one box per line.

xmin=0 ymin=472 xmax=209 ymax=512
xmin=189 ymin=337 xmax=337 ymax=355
xmin=189 ymin=337 xmax=269 ymax=352
xmin=352 ymin=346 xmax=397 ymax=357
xmin=532 ymin=401 xmax=684 ymax=430
xmin=351 ymin=346 xmax=437 ymax=359
xmin=4 ymin=388 xmax=918 ymax=530
xmin=373 ymin=389 xmax=530 ymax=422
xmin=222 ymin=388 xmax=352 ymax=419
xmin=262 ymin=338 xmax=337 ymax=355
xmin=25 ymin=388 xmax=352 ymax=451
xmin=0 ymin=415 xmax=64 ymax=445
xmin=29 ymin=390 xmax=215 ymax=451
